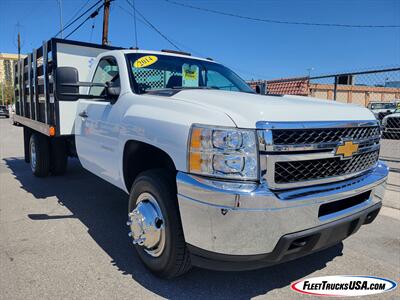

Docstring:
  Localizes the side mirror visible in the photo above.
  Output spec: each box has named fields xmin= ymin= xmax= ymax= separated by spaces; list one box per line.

xmin=55 ymin=67 xmax=107 ymax=101
xmin=106 ymin=81 xmax=120 ymax=103
xmin=55 ymin=67 xmax=80 ymax=101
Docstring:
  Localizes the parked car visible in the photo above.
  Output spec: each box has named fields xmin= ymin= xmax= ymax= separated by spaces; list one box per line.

xmin=367 ymin=102 xmax=396 ymax=121
xmin=13 ymin=38 xmax=388 ymax=278
xmin=0 ymin=105 xmax=9 ymax=118
xmin=382 ymin=108 xmax=400 ymax=139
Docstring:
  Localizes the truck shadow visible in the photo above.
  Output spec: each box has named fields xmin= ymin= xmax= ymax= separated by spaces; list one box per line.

xmin=5 ymin=157 xmax=343 ymax=299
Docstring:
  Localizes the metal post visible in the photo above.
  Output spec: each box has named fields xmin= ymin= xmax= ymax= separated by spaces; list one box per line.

xmin=32 ymin=48 xmax=38 ymax=120
xmin=18 ymin=60 xmax=22 ymax=115
xmin=333 ymin=75 xmax=338 ymax=101
xmin=20 ymin=59 xmax=25 ymax=116
xmin=42 ymin=41 xmax=49 ymax=124
xmin=28 ymin=53 xmax=33 ymax=118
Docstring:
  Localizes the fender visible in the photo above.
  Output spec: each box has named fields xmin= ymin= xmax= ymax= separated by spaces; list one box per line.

xmin=117 ymin=94 xmax=235 ymax=193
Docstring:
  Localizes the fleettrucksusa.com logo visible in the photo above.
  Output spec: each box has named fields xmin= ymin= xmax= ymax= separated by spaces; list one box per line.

xmin=291 ymin=275 xmax=397 ymax=297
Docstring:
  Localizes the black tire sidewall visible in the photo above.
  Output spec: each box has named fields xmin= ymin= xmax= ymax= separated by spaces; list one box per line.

xmin=29 ymin=133 xmax=50 ymax=177
xmin=128 ymin=169 xmax=185 ymax=276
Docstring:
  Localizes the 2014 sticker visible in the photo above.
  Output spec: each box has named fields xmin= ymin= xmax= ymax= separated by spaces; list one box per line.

xmin=133 ymin=55 xmax=158 ymax=68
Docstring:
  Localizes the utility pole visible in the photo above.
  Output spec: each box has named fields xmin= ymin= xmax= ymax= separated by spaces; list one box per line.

xmin=17 ymin=33 xmax=21 ymax=60
xmin=102 ymin=0 xmax=111 ymax=45
xmin=16 ymin=22 xmax=21 ymax=61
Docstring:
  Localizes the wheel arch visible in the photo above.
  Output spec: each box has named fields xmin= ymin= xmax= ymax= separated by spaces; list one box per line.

xmin=122 ymin=140 xmax=177 ymax=192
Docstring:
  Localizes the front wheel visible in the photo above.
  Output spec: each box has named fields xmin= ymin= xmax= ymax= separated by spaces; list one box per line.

xmin=127 ymin=169 xmax=191 ymax=278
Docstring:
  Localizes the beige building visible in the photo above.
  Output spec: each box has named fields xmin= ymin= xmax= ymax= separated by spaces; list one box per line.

xmin=0 ymin=53 xmax=26 ymax=105
xmin=0 ymin=53 xmax=23 ymax=86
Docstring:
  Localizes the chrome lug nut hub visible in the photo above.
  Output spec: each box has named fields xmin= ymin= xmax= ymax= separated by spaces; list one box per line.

xmin=127 ymin=192 xmax=166 ymax=257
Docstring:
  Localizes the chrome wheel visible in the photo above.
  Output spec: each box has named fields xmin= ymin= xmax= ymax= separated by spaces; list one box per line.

xmin=127 ymin=192 xmax=166 ymax=257
xmin=30 ymin=140 xmax=36 ymax=172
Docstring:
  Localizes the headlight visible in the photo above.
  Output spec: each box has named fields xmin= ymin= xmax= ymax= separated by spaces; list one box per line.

xmin=188 ymin=125 xmax=258 ymax=180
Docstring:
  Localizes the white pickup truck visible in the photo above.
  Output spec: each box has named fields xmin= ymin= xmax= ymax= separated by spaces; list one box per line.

xmin=14 ymin=39 xmax=388 ymax=278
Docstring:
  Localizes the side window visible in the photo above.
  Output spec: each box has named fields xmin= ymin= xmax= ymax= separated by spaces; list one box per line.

xmin=206 ymin=70 xmax=239 ymax=91
xmin=89 ymin=57 xmax=119 ymax=96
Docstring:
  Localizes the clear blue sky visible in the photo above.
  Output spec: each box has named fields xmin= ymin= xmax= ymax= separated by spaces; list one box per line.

xmin=0 ymin=0 xmax=399 ymax=79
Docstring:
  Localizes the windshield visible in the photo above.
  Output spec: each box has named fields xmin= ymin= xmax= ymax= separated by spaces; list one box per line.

xmin=126 ymin=53 xmax=254 ymax=94
xmin=369 ymin=103 xmax=395 ymax=109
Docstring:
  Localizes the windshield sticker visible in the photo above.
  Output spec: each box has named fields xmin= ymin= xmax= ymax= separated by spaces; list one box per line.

xmin=182 ymin=64 xmax=199 ymax=87
xmin=133 ymin=55 xmax=158 ymax=68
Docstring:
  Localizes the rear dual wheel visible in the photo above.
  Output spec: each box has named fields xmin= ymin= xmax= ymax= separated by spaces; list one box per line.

xmin=29 ymin=133 xmax=50 ymax=177
xmin=29 ymin=133 xmax=68 ymax=177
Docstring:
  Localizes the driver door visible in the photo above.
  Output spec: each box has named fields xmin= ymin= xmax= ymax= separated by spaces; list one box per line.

xmin=75 ymin=56 xmax=121 ymax=185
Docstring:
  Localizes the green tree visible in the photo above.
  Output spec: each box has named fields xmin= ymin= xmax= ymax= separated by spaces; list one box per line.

xmin=0 ymin=82 xmax=14 ymax=105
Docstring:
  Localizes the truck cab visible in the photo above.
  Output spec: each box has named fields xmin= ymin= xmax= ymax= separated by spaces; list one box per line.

xmin=14 ymin=39 xmax=388 ymax=278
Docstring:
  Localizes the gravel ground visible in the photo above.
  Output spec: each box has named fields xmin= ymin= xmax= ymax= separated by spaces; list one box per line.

xmin=0 ymin=118 xmax=399 ymax=299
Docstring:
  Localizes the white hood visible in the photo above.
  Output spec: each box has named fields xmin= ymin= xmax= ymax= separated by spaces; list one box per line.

xmin=170 ymin=89 xmax=375 ymax=128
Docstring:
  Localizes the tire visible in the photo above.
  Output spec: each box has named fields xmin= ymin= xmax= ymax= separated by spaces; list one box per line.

xmin=50 ymin=138 xmax=68 ymax=175
xmin=29 ymin=133 xmax=50 ymax=177
xmin=23 ymin=127 xmax=31 ymax=163
xmin=128 ymin=169 xmax=191 ymax=278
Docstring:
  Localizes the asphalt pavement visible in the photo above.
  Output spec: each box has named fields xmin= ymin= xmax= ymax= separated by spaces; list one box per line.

xmin=0 ymin=118 xmax=399 ymax=299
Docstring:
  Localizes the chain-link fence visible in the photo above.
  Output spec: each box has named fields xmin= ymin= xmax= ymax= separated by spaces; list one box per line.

xmin=307 ymin=68 xmax=400 ymax=107
xmin=382 ymin=113 xmax=400 ymax=139
xmin=248 ymin=67 xmax=400 ymax=140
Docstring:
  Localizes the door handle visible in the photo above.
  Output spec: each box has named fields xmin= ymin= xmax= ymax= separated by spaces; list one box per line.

xmin=79 ymin=111 xmax=88 ymax=118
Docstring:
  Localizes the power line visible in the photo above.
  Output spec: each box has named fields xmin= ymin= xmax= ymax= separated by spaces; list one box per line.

xmin=64 ymin=0 xmax=92 ymax=28
xmin=164 ymin=0 xmax=400 ymax=29
xmin=89 ymin=15 xmax=96 ymax=42
xmin=64 ymin=5 xmax=102 ymax=39
xmin=54 ymin=0 xmax=102 ymax=37
xmin=117 ymin=4 xmax=271 ymax=79
xmin=118 ymin=4 xmax=194 ymax=51
xmin=125 ymin=0 xmax=181 ymax=50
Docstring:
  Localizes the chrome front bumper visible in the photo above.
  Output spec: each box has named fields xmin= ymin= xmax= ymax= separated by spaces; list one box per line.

xmin=176 ymin=161 xmax=388 ymax=256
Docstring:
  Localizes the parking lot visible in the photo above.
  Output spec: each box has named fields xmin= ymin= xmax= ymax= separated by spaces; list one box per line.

xmin=0 ymin=118 xmax=399 ymax=299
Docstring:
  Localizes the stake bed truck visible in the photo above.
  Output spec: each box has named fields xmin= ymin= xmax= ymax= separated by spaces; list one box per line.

xmin=14 ymin=39 xmax=388 ymax=278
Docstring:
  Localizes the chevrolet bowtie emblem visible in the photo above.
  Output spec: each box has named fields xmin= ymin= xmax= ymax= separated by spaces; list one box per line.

xmin=335 ymin=140 xmax=359 ymax=159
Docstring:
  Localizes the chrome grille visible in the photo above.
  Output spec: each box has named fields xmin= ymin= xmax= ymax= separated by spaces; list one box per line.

xmin=272 ymin=126 xmax=380 ymax=145
xmin=383 ymin=116 xmax=400 ymax=139
xmin=386 ymin=117 xmax=400 ymax=129
xmin=275 ymin=150 xmax=379 ymax=184
xmin=257 ymin=120 xmax=381 ymax=190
